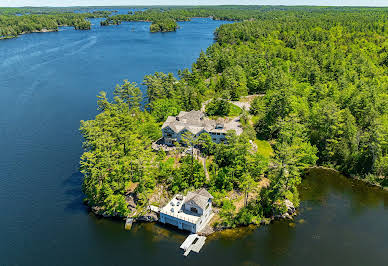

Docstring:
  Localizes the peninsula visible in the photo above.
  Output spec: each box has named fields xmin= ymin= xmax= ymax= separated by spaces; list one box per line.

xmin=78 ymin=6 xmax=387 ymax=234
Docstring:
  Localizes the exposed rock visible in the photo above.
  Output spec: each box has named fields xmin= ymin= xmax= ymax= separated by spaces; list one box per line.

xmin=91 ymin=206 xmax=120 ymax=218
xmin=261 ymin=218 xmax=271 ymax=225
xmin=285 ymin=199 xmax=296 ymax=215
xmin=137 ymin=211 xmax=158 ymax=222
xmin=273 ymin=199 xmax=296 ymax=220
xmin=283 ymin=213 xmax=292 ymax=219
xmin=148 ymin=184 xmax=171 ymax=207
xmin=126 ymin=195 xmax=137 ymax=209
xmin=198 ymin=224 xmax=215 ymax=236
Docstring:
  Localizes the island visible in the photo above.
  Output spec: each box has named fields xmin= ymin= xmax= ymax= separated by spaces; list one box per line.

xmin=76 ymin=6 xmax=387 ymax=235
xmin=0 ymin=9 xmax=111 ymax=39
xmin=150 ymin=18 xmax=178 ymax=32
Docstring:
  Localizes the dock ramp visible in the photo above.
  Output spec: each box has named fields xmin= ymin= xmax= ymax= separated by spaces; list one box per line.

xmin=150 ymin=205 xmax=160 ymax=213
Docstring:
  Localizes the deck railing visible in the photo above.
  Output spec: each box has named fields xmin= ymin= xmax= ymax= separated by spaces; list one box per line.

xmin=161 ymin=210 xmax=197 ymax=224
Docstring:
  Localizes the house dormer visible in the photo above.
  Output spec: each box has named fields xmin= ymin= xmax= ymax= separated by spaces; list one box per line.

xmin=215 ymin=123 xmax=224 ymax=129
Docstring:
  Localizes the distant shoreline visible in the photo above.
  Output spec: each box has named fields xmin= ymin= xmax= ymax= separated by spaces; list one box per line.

xmin=1 ymin=29 xmax=58 ymax=40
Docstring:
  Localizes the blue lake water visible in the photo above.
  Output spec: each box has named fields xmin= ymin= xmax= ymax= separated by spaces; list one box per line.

xmin=0 ymin=16 xmax=387 ymax=266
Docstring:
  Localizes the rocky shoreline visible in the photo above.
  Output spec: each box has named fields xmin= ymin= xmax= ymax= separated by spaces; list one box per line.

xmin=198 ymin=199 xmax=297 ymax=236
xmin=117 ymin=197 xmax=297 ymax=236
xmin=89 ymin=199 xmax=297 ymax=236
xmin=89 ymin=166 xmax=386 ymax=236
xmin=88 ymin=185 xmax=298 ymax=236
xmin=1 ymin=28 xmax=58 ymax=40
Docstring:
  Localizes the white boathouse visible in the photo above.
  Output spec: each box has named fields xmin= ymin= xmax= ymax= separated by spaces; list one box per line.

xmin=159 ymin=188 xmax=213 ymax=233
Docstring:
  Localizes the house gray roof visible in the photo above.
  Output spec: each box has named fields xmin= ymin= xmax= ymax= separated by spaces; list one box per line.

xmin=184 ymin=188 xmax=213 ymax=210
xmin=196 ymin=188 xmax=214 ymax=199
xmin=162 ymin=110 xmax=242 ymax=135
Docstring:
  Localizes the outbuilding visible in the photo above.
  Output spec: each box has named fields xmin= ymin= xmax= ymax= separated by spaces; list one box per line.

xmin=159 ymin=188 xmax=213 ymax=233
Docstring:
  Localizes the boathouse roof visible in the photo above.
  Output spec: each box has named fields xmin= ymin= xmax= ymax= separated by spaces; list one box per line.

xmin=184 ymin=188 xmax=213 ymax=210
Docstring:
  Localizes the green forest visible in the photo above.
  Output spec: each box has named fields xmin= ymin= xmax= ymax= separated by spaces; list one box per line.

xmin=79 ymin=7 xmax=388 ymax=227
xmin=0 ymin=10 xmax=111 ymax=39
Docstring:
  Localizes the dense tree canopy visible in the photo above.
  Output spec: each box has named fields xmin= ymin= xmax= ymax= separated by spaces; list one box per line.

xmin=195 ymin=9 xmax=388 ymax=186
xmin=0 ymin=10 xmax=110 ymax=39
xmin=78 ymin=6 xmax=388 ymax=222
xmin=80 ymin=88 xmax=161 ymax=216
xmin=150 ymin=18 xmax=178 ymax=32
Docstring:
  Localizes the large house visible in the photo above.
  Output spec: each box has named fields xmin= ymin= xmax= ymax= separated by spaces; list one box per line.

xmin=159 ymin=188 xmax=213 ymax=233
xmin=161 ymin=110 xmax=242 ymax=145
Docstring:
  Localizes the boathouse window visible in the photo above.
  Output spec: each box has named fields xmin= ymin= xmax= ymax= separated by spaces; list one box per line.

xmin=190 ymin=207 xmax=198 ymax=213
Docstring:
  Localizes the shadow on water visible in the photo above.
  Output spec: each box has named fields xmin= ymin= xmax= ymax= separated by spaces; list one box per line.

xmin=301 ymin=168 xmax=388 ymax=213
xmin=263 ymin=220 xmax=296 ymax=263
xmin=63 ymin=171 xmax=88 ymax=213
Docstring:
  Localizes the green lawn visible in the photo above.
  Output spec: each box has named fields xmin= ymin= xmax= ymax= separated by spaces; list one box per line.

xmin=207 ymin=102 xmax=242 ymax=119
xmin=228 ymin=104 xmax=242 ymax=117
xmin=254 ymin=139 xmax=273 ymax=159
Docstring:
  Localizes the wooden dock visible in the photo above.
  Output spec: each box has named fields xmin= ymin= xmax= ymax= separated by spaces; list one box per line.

xmin=180 ymin=234 xmax=206 ymax=257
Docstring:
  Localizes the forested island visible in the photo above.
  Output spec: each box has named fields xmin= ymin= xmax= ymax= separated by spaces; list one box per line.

xmin=78 ymin=6 xmax=388 ymax=232
xmin=0 ymin=9 xmax=111 ymax=39
xmin=150 ymin=18 xmax=178 ymax=32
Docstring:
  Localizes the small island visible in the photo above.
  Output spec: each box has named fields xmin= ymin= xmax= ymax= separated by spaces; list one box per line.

xmin=150 ymin=18 xmax=178 ymax=32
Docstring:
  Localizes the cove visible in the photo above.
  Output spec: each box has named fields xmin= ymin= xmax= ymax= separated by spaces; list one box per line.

xmin=0 ymin=14 xmax=388 ymax=266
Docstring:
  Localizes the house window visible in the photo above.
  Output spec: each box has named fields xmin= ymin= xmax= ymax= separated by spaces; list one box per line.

xmin=190 ymin=207 xmax=198 ymax=214
xmin=206 ymin=203 xmax=210 ymax=209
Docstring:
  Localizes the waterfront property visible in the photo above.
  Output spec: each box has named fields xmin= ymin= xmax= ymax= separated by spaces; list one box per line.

xmin=159 ymin=188 xmax=213 ymax=233
xmin=161 ymin=110 xmax=242 ymax=145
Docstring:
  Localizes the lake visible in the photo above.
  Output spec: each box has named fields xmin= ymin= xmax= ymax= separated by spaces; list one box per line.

xmin=0 ymin=16 xmax=387 ymax=266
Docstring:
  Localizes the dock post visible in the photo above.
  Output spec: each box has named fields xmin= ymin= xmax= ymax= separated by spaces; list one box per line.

xmin=125 ymin=218 xmax=134 ymax=230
